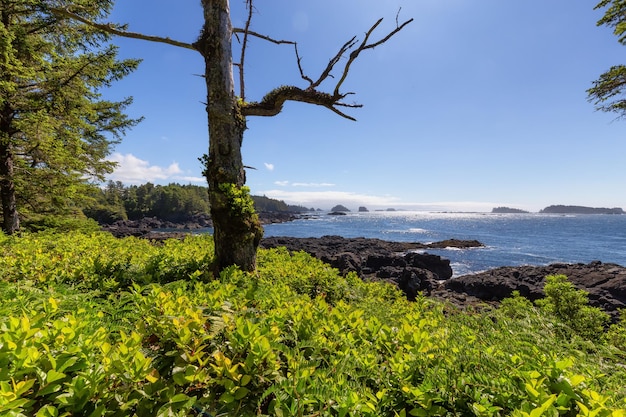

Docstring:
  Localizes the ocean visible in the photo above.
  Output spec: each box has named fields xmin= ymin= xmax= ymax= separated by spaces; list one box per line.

xmin=261 ymin=211 xmax=626 ymax=277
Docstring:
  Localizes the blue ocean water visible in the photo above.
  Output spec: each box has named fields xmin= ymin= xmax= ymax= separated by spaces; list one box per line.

xmin=262 ymin=211 xmax=626 ymax=276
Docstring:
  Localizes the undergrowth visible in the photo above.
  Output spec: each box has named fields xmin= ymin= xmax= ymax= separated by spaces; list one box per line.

xmin=0 ymin=231 xmax=625 ymax=416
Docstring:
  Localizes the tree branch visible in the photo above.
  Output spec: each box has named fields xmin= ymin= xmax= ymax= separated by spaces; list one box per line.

xmin=238 ymin=0 xmax=254 ymax=101
xmin=232 ymin=28 xmax=296 ymax=46
xmin=49 ymin=6 xmax=197 ymax=51
xmin=241 ymin=86 xmax=360 ymax=121
xmin=334 ymin=15 xmax=413 ymax=97
xmin=244 ymin=12 xmax=412 ymax=121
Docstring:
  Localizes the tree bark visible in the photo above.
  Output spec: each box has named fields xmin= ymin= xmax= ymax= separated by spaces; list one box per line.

xmin=0 ymin=104 xmax=19 ymax=234
xmin=196 ymin=0 xmax=263 ymax=273
xmin=0 ymin=8 xmax=19 ymax=234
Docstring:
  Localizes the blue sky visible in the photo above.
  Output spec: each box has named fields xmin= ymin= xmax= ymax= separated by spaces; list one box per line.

xmin=102 ymin=0 xmax=626 ymax=212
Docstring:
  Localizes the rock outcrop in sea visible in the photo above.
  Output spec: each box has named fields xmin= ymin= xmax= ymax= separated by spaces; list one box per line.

xmin=259 ymin=235 xmax=483 ymax=301
xmin=491 ymin=207 xmax=529 ymax=214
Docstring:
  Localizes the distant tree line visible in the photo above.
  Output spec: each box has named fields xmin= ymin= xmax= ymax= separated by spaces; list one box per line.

xmin=83 ymin=181 xmax=309 ymax=224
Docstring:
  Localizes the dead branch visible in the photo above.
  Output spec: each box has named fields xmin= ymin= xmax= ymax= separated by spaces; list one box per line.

xmin=232 ymin=28 xmax=296 ymax=46
xmin=334 ymin=16 xmax=413 ymax=97
xmin=238 ymin=0 xmax=254 ymax=101
xmin=242 ymin=13 xmax=412 ymax=121
xmin=49 ymin=6 xmax=197 ymax=51
xmin=241 ymin=86 xmax=361 ymax=121
xmin=52 ymin=3 xmax=411 ymax=123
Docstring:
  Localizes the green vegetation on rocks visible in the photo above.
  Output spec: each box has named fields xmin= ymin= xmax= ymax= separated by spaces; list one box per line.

xmin=1 ymin=232 xmax=625 ymax=416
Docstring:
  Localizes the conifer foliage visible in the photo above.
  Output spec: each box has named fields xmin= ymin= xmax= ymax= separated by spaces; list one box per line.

xmin=0 ymin=0 xmax=140 ymax=234
xmin=589 ymin=0 xmax=626 ymax=116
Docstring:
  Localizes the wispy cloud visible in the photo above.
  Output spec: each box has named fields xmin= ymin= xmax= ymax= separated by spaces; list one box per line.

xmin=264 ymin=163 xmax=275 ymax=171
xmin=259 ymin=189 xmax=399 ymax=210
xmin=107 ymin=153 xmax=205 ymax=184
xmin=272 ymin=181 xmax=336 ymax=187
xmin=292 ymin=182 xmax=336 ymax=187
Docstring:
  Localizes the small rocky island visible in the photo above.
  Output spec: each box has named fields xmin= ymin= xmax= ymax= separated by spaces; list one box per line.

xmin=540 ymin=205 xmax=624 ymax=214
xmin=491 ymin=205 xmax=624 ymax=214
xmin=491 ymin=207 xmax=529 ymax=214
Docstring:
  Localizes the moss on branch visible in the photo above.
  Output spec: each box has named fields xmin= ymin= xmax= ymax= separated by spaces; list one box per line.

xmin=241 ymin=85 xmax=357 ymax=120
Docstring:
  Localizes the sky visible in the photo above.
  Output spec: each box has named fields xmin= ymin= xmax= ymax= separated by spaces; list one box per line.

xmin=101 ymin=0 xmax=626 ymax=212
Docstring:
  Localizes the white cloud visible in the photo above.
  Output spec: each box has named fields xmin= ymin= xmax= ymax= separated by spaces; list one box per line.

xmin=292 ymin=182 xmax=336 ymax=187
xmin=272 ymin=181 xmax=336 ymax=188
xmin=259 ymin=189 xmax=400 ymax=210
xmin=176 ymin=175 xmax=207 ymax=183
xmin=264 ymin=163 xmax=275 ymax=171
xmin=107 ymin=153 xmax=205 ymax=184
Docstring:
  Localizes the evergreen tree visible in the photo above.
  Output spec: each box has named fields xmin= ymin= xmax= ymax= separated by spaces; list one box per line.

xmin=589 ymin=0 xmax=626 ymax=115
xmin=0 ymin=0 xmax=140 ymax=234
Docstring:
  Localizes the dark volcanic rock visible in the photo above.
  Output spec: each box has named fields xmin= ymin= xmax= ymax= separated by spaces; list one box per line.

xmin=257 ymin=211 xmax=300 ymax=224
xmin=259 ymin=235 xmax=482 ymax=300
xmin=102 ymin=212 xmax=299 ymax=238
xmin=442 ymin=261 xmax=626 ymax=321
xmin=260 ymin=236 xmax=626 ymax=321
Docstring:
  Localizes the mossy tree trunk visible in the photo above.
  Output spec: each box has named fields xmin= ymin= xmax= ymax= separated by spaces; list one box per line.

xmin=195 ymin=0 xmax=263 ymax=273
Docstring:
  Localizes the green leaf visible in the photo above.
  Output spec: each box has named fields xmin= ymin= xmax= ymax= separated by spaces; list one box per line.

xmin=169 ymin=393 xmax=190 ymax=403
xmin=46 ymin=369 xmax=66 ymax=384
xmin=234 ymin=387 xmax=250 ymax=400
xmin=219 ymin=392 xmax=235 ymax=404
xmin=240 ymin=374 xmax=251 ymax=386
xmin=35 ymin=405 xmax=58 ymax=417
xmin=530 ymin=394 xmax=557 ymax=417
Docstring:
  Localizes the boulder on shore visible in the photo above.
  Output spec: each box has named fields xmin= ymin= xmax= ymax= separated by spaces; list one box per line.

xmin=260 ymin=236 xmax=626 ymax=322
xmin=102 ymin=212 xmax=300 ymax=238
xmin=442 ymin=261 xmax=626 ymax=321
xmin=259 ymin=235 xmax=484 ymax=301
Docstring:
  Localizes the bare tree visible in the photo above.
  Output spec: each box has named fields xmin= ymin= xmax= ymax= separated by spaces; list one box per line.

xmin=52 ymin=1 xmax=412 ymax=273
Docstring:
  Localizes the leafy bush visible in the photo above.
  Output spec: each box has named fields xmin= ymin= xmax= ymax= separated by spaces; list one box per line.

xmin=536 ymin=274 xmax=610 ymax=339
xmin=1 ymin=233 xmax=625 ymax=416
xmin=21 ymin=214 xmax=101 ymax=233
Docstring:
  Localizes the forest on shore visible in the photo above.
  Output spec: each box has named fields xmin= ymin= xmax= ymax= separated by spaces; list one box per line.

xmin=82 ymin=182 xmax=309 ymax=226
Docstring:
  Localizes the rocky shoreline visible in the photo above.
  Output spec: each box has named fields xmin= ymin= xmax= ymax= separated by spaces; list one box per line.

xmin=101 ymin=211 xmax=299 ymax=238
xmin=100 ymin=217 xmax=626 ymax=321
xmin=260 ymin=235 xmax=626 ymax=321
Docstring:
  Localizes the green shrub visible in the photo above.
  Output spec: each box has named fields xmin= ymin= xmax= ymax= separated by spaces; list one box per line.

xmin=22 ymin=214 xmax=101 ymax=233
xmin=536 ymin=274 xmax=609 ymax=340
xmin=256 ymin=247 xmax=362 ymax=305
xmin=605 ymin=309 xmax=626 ymax=353
xmin=1 ymin=233 xmax=625 ymax=416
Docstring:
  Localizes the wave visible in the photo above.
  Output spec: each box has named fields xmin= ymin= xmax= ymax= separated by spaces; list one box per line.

xmin=383 ymin=228 xmax=430 ymax=235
